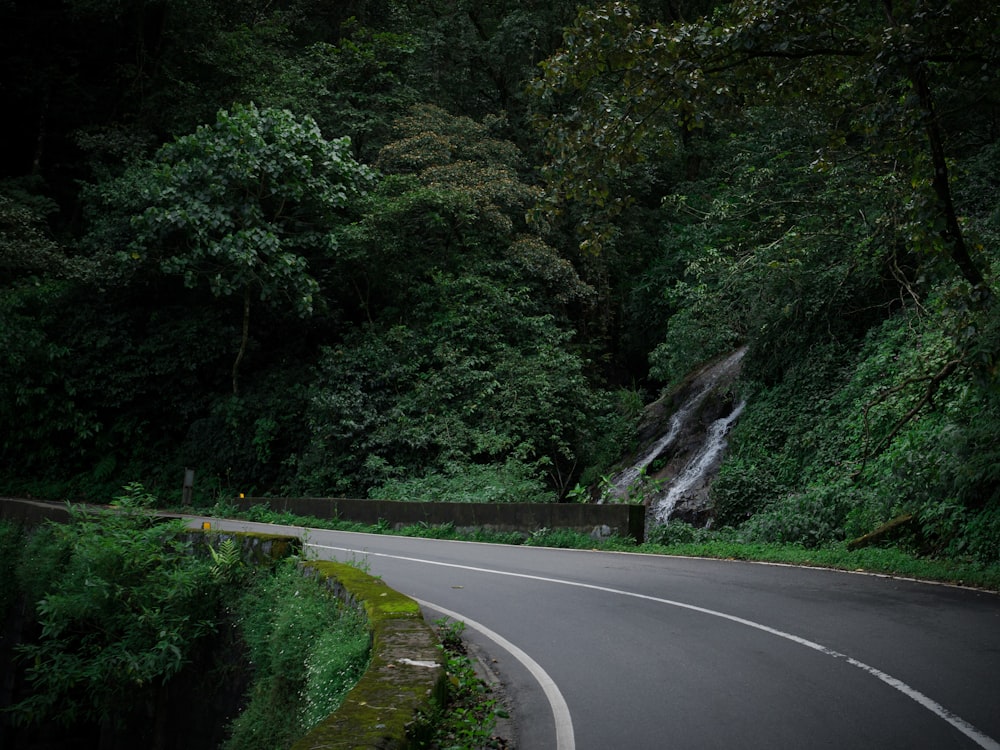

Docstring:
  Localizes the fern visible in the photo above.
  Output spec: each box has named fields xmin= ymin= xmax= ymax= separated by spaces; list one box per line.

xmin=209 ymin=538 xmax=243 ymax=581
xmin=92 ymin=453 xmax=117 ymax=482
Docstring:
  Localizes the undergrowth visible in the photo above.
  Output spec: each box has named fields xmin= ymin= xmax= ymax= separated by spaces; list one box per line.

xmin=213 ymin=503 xmax=1000 ymax=591
xmin=223 ymin=559 xmax=370 ymax=750
xmin=419 ymin=618 xmax=509 ymax=750
xmin=0 ymin=488 xmax=372 ymax=750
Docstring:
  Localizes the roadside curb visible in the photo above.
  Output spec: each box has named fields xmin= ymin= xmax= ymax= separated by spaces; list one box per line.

xmin=293 ymin=561 xmax=447 ymax=750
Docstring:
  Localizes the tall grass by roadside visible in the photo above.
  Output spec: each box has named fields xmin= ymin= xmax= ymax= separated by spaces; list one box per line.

xmin=210 ymin=503 xmax=1000 ymax=591
xmin=223 ymin=559 xmax=370 ymax=750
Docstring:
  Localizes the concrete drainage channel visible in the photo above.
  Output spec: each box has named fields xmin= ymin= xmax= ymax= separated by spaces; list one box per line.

xmin=293 ymin=559 xmax=448 ymax=750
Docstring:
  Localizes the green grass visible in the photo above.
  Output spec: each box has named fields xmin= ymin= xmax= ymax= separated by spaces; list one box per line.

xmin=223 ymin=560 xmax=370 ymax=750
xmin=638 ymin=539 xmax=1000 ymax=590
xmin=202 ymin=503 xmax=1000 ymax=592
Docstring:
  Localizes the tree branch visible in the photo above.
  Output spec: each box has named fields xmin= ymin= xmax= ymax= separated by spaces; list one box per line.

xmin=232 ymin=285 xmax=251 ymax=396
xmin=881 ymin=0 xmax=989 ymax=291
xmin=855 ymin=355 xmax=962 ymax=477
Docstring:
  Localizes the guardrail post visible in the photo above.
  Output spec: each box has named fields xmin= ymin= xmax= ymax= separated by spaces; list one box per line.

xmin=182 ymin=468 xmax=195 ymax=506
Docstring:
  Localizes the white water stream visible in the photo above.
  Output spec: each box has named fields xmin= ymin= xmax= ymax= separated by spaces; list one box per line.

xmin=606 ymin=348 xmax=747 ymax=521
xmin=650 ymin=398 xmax=745 ymax=523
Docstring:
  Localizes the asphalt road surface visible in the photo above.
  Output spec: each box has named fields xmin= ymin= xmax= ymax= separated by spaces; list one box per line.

xmin=189 ymin=517 xmax=1000 ymax=750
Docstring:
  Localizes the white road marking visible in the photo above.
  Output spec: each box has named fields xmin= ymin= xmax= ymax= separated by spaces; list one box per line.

xmin=413 ymin=597 xmax=575 ymax=750
xmin=308 ymin=541 xmax=1000 ymax=750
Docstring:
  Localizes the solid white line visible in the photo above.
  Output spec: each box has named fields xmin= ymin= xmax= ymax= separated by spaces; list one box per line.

xmin=308 ymin=541 xmax=1000 ymax=750
xmin=412 ymin=597 xmax=575 ymax=750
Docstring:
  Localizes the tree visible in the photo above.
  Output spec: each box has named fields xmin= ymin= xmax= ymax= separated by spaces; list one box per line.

xmin=337 ymin=103 xmax=593 ymax=323
xmin=304 ymin=273 xmax=604 ymax=498
xmin=530 ymin=1 xmax=998 ymax=290
xmin=388 ymin=0 xmax=580 ymax=125
xmin=295 ymin=105 xmax=607 ymax=499
xmin=123 ymin=103 xmax=375 ymax=394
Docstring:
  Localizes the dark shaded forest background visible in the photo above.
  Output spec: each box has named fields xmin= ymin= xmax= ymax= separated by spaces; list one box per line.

xmin=2 ymin=0 xmax=998 ymax=563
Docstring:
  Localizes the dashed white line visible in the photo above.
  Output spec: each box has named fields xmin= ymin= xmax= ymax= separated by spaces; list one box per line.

xmin=308 ymin=541 xmax=1000 ymax=750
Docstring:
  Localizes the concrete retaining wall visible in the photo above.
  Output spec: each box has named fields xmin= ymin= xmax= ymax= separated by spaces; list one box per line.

xmin=0 ymin=497 xmax=72 ymax=525
xmin=294 ymin=562 xmax=446 ymax=750
xmin=0 ymin=496 xmax=646 ymax=543
xmin=238 ymin=496 xmax=646 ymax=542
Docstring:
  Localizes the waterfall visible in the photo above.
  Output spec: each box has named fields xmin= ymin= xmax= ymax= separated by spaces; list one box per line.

xmin=651 ymin=398 xmax=745 ymax=523
xmin=605 ymin=347 xmax=746 ymax=504
xmin=604 ymin=409 xmax=685 ymax=501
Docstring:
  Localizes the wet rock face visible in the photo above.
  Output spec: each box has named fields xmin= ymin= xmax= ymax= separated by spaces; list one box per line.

xmin=650 ymin=390 xmax=743 ymax=526
xmin=608 ymin=348 xmax=746 ymax=526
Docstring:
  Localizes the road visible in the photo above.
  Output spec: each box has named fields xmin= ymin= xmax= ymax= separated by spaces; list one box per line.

xmin=190 ymin=517 xmax=1000 ymax=750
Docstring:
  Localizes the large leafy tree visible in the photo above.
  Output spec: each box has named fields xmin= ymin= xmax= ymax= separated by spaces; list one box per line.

xmin=350 ymin=103 xmax=591 ymax=310
xmin=305 ymin=275 xmax=600 ymax=500
xmin=119 ymin=103 xmax=375 ymax=394
xmin=296 ymin=105 xmax=607 ymax=499
xmin=531 ymin=0 xmax=998 ymax=291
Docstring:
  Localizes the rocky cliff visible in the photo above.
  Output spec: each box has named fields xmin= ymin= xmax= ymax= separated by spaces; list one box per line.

xmin=607 ymin=348 xmax=746 ymax=526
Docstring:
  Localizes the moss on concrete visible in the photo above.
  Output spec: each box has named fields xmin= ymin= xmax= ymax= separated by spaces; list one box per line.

xmin=0 ymin=508 xmax=443 ymax=747
xmin=292 ymin=561 xmax=446 ymax=750
xmin=188 ymin=529 xmax=301 ymax=564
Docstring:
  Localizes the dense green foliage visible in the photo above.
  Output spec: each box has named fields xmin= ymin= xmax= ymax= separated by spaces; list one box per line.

xmin=223 ymin=560 xmax=369 ymax=750
xmin=8 ymin=486 xmax=224 ymax=734
xmin=2 ymin=0 xmax=998 ymax=566
xmin=1 ymin=496 xmax=369 ymax=749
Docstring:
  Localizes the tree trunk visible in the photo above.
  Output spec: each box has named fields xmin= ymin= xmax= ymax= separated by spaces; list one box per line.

xmin=882 ymin=0 xmax=989 ymax=291
xmin=232 ymin=286 xmax=250 ymax=396
xmin=909 ymin=63 xmax=986 ymax=289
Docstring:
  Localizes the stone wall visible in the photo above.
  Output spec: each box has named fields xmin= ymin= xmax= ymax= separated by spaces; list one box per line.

xmin=294 ymin=562 xmax=446 ymax=749
xmin=236 ymin=496 xmax=646 ymax=542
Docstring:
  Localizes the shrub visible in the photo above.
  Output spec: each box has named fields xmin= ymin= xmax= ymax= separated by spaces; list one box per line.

xmin=957 ymin=501 xmax=1000 ymax=564
xmin=646 ymin=521 xmax=701 ymax=546
xmin=223 ymin=560 xmax=369 ymax=750
xmin=739 ymin=484 xmax=857 ymax=548
xmin=10 ymin=486 xmax=222 ymax=731
xmin=369 ymin=458 xmax=556 ymax=504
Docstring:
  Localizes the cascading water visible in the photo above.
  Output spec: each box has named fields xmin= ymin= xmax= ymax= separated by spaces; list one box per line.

xmin=605 ymin=409 xmax=686 ymax=501
xmin=651 ymin=398 xmax=745 ymax=523
xmin=604 ymin=347 xmax=747 ymax=520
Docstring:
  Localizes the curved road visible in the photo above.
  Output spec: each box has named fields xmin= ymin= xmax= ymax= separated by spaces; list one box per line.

xmin=191 ymin=517 xmax=1000 ymax=750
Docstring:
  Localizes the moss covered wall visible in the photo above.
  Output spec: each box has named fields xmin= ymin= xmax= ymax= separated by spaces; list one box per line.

xmin=293 ymin=561 xmax=446 ymax=750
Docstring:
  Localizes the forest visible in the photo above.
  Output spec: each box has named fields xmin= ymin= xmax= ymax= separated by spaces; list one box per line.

xmin=1 ymin=0 xmax=998 ymax=565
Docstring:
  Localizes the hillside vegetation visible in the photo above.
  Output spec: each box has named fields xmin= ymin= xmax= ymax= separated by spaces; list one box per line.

xmin=0 ymin=488 xmax=368 ymax=748
xmin=1 ymin=0 xmax=997 ymax=567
